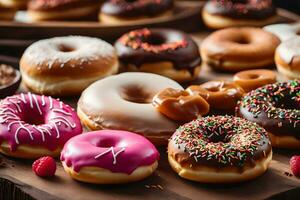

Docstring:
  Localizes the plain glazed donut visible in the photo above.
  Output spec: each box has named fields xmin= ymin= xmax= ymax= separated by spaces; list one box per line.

xmin=168 ymin=115 xmax=272 ymax=183
xmin=61 ymin=130 xmax=159 ymax=184
xmin=99 ymin=0 xmax=173 ymax=25
xmin=201 ymin=27 xmax=280 ymax=72
xmin=78 ymin=72 xmax=183 ymax=145
xmin=28 ymin=0 xmax=101 ymax=21
xmin=0 ymin=3 xmax=16 ymax=20
xmin=0 ymin=93 xmax=82 ymax=159
xmin=187 ymin=80 xmax=245 ymax=112
xmin=115 ymin=28 xmax=201 ymax=82
xmin=202 ymin=0 xmax=277 ymax=29
xmin=20 ymin=36 xmax=118 ymax=96
xmin=275 ymin=37 xmax=300 ymax=79
xmin=233 ymin=69 xmax=276 ymax=92
xmin=237 ymin=80 xmax=300 ymax=149
xmin=264 ymin=23 xmax=300 ymax=41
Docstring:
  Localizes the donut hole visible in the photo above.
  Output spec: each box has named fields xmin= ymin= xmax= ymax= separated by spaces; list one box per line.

xmin=233 ymin=0 xmax=248 ymax=3
xmin=120 ymin=85 xmax=152 ymax=104
xmin=144 ymin=34 xmax=165 ymax=46
xmin=22 ymin=112 xmax=45 ymax=125
xmin=205 ymin=87 xmax=220 ymax=92
xmin=247 ymin=74 xmax=260 ymax=79
xmin=234 ymin=37 xmax=250 ymax=45
xmin=95 ymin=138 xmax=117 ymax=148
xmin=57 ymin=44 xmax=75 ymax=53
xmin=206 ymin=133 xmax=230 ymax=143
xmin=125 ymin=0 xmax=138 ymax=2
xmin=274 ymin=97 xmax=300 ymax=110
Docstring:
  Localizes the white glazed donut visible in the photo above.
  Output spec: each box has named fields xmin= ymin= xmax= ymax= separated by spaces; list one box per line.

xmin=264 ymin=23 xmax=300 ymax=41
xmin=275 ymin=37 xmax=300 ymax=79
xmin=78 ymin=72 xmax=183 ymax=145
xmin=20 ymin=36 xmax=119 ymax=96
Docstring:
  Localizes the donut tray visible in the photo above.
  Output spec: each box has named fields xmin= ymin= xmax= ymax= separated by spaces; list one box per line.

xmin=0 ymin=4 xmax=300 ymax=200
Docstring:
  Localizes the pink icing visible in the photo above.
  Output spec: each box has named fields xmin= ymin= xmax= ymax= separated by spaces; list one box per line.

xmin=0 ymin=93 xmax=82 ymax=151
xmin=60 ymin=130 xmax=160 ymax=174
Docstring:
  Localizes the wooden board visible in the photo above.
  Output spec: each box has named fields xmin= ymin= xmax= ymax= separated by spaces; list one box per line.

xmin=0 ymin=5 xmax=300 ymax=200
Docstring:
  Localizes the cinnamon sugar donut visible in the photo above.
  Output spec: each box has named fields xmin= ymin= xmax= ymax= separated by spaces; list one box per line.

xmin=202 ymin=0 xmax=277 ymax=29
xmin=28 ymin=0 xmax=101 ymax=21
xmin=78 ymin=72 xmax=183 ymax=145
xmin=275 ymin=37 xmax=300 ymax=79
xmin=233 ymin=69 xmax=276 ymax=92
xmin=99 ymin=0 xmax=173 ymax=25
xmin=201 ymin=27 xmax=280 ymax=72
xmin=20 ymin=36 xmax=118 ymax=96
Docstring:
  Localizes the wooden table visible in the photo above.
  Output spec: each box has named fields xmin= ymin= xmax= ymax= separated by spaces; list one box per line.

xmin=1 ymin=5 xmax=300 ymax=200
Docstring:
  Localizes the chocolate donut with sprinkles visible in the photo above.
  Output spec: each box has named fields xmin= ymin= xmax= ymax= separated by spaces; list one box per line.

xmin=115 ymin=28 xmax=201 ymax=82
xmin=168 ymin=115 xmax=272 ymax=183
xmin=0 ymin=93 xmax=82 ymax=159
xmin=237 ymin=80 xmax=300 ymax=149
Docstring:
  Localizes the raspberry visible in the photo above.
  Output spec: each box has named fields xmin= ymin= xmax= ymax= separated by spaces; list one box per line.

xmin=32 ymin=156 xmax=56 ymax=177
xmin=290 ymin=155 xmax=300 ymax=177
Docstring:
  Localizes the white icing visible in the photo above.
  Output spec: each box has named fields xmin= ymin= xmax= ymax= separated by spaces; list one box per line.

xmin=94 ymin=147 xmax=126 ymax=165
xmin=277 ymin=37 xmax=300 ymax=64
xmin=22 ymin=36 xmax=115 ymax=69
xmin=264 ymin=23 xmax=300 ymax=41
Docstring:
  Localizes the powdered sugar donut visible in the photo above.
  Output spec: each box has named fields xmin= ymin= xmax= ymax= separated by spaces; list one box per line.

xmin=264 ymin=23 xmax=300 ymax=41
xmin=20 ymin=36 xmax=119 ymax=96
xmin=61 ymin=130 xmax=159 ymax=184
xmin=0 ymin=93 xmax=82 ymax=159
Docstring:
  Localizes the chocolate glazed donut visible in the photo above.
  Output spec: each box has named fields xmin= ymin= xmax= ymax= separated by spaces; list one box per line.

xmin=115 ymin=28 xmax=201 ymax=82
xmin=237 ymin=80 xmax=300 ymax=149
xmin=101 ymin=0 xmax=173 ymax=18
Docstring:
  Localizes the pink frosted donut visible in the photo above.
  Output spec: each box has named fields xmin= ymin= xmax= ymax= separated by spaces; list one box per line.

xmin=0 ymin=93 xmax=82 ymax=159
xmin=60 ymin=130 xmax=160 ymax=184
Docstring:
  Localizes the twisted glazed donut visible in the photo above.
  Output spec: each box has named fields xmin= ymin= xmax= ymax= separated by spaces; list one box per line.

xmin=0 ymin=93 xmax=82 ymax=159
xmin=202 ymin=0 xmax=277 ymax=29
xmin=237 ymin=80 xmax=300 ymax=149
xmin=99 ymin=0 xmax=173 ymax=24
xmin=61 ymin=130 xmax=159 ymax=184
xmin=169 ymin=115 xmax=272 ymax=183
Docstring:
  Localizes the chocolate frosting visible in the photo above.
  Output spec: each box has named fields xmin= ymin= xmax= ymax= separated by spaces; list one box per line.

xmin=115 ymin=28 xmax=201 ymax=75
xmin=204 ymin=0 xmax=276 ymax=19
xmin=29 ymin=0 xmax=99 ymax=11
xmin=101 ymin=0 xmax=173 ymax=18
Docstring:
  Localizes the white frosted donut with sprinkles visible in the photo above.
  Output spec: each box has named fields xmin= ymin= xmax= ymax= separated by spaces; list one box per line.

xmin=20 ymin=36 xmax=119 ymax=96
xmin=0 ymin=93 xmax=82 ymax=159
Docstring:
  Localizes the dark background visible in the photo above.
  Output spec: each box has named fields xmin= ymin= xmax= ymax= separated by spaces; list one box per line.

xmin=274 ymin=0 xmax=300 ymax=14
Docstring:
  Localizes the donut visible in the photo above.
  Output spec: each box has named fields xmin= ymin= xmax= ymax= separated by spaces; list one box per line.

xmin=61 ymin=130 xmax=159 ymax=184
xmin=0 ymin=64 xmax=21 ymax=98
xmin=168 ymin=115 xmax=272 ymax=183
xmin=264 ymin=23 xmax=300 ymax=41
xmin=202 ymin=0 xmax=277 ymax=29
xmin=115 ymin=28 xmax=201 ymax=82
xmin=236 ymin=80 xmax=300 ymax=149
xmin=233 ymin=69 xmax=276 ymax=93
xmin=78 ymin=72 xmax=183 ymax=145
xmin=152 ymin=88 xmax=210 ymax=122
xmin=99 ymin=0 xmax=173 ymax=25
xmin=187 ymin=80 xmax=245 ymax=112
xmin=0 ymin=93 xmax=82 ymax=159
xmin=200 ymin=27 xmax=280 ymax=72
xmin=20 ymin=36 xmax=118 ymax=96
xmin=0 ymin=0 xmax=28 ymax=9
xmin=28 ymin=0 xmax=101 ymax=21
xmin=275 ymin=37 xmax=300 ymax=80
xmin=0 ymin=3 xmax=16 ymax=20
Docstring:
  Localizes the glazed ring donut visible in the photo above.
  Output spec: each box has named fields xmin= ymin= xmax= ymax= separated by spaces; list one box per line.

xmin=20 ymin=36 xmax=118 ymax=96
xmin=78 ymin=72 xmax=183 ymax=145
xmin=168 ymin=115 xmax=272 ymax=183
xmin=237 ymin=80 xmax=300 ymax=149
xmin=0 ymin=3 xmax=16 ymax=20
xmin=61 ymin=130 xmax=159 ymax=184
xmin=200 ymin=27 xmax=280 ymax=72
xmin=264 ymin=23 xmax=300 ymax=41
xmin=0 ymin=93 xmax=82 ymax=159
xmin=202 ymin=0 xmax=277 ymax=29
xmin=99 ymin=0 xmax=173 ymax=25
xmin=186 ymin=80 xmax=245 ymax=112
xmin=115 ymin=28 xmax=201 ymax=82
xmin=233 ymin=69 xmax=276 ymax=93
xmin=275 ymin=37 xmax=300 ymax=79
xmin=28 ymin=0 xmax=101 ymax=21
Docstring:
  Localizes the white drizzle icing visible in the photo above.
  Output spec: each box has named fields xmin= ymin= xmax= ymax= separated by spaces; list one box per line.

xmin=94 ymin=147 xmax=126 ymax=165
xmin=0 ymin=93 xmax=76 ymax=144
